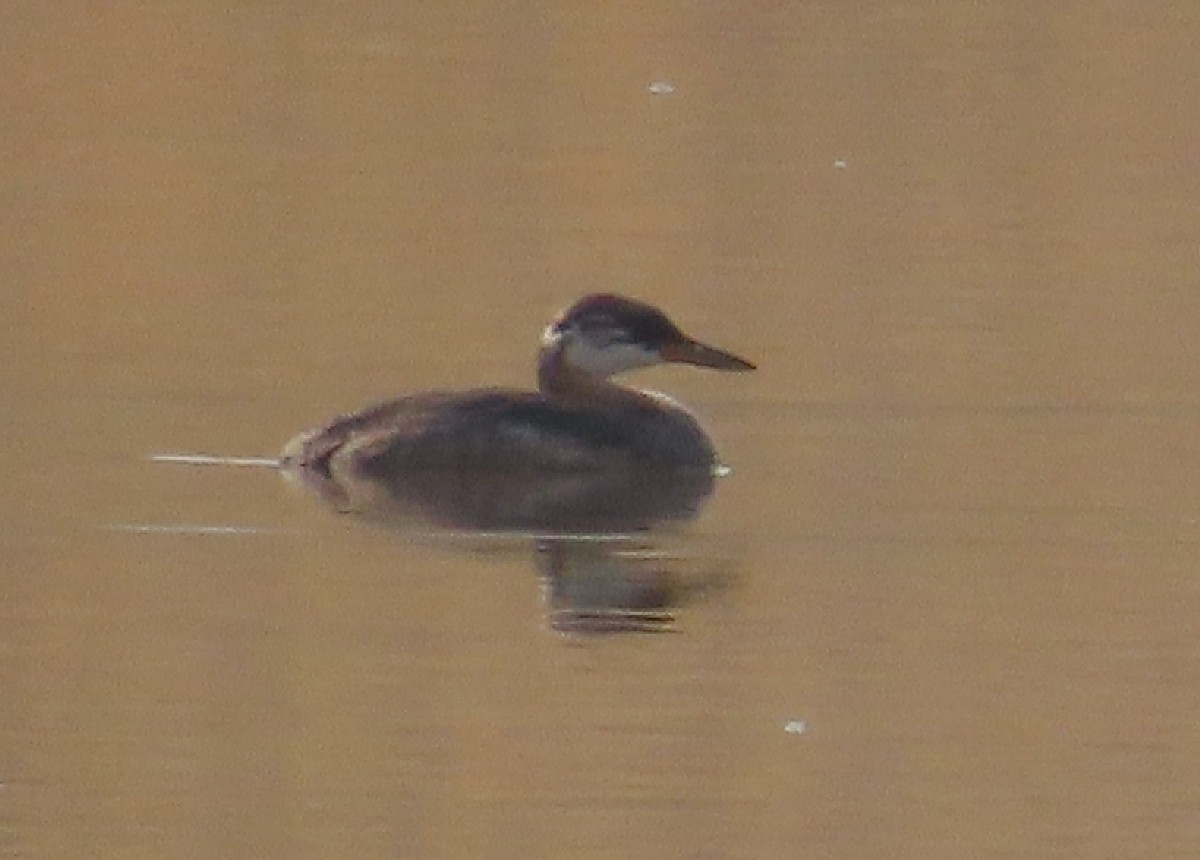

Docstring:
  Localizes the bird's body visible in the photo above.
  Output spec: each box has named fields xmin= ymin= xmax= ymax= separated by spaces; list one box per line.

xmin=281 ymin=294 xmax=755 ymax=488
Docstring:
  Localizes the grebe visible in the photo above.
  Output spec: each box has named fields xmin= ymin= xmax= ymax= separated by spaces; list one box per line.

xmin=281 ymin=294 xmax=755 ymax=484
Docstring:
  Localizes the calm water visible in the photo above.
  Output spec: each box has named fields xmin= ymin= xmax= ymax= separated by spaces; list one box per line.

xmin=4 ymin=3 xmax=1200 ymax=858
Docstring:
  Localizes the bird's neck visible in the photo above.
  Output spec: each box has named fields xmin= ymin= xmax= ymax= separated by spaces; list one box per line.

xmin=536 ymin=342 xmax=715 ymax=467
xmin=538 ymin=345 xmax=638 ymax=408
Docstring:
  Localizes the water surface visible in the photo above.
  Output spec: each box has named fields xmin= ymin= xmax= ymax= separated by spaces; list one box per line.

xmin=3 ymin=3 xmax=1200 ymax=858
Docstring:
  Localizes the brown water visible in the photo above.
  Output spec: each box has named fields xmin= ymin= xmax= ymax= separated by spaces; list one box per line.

xmin=4 ymin=3 xmax=1200 ymax=858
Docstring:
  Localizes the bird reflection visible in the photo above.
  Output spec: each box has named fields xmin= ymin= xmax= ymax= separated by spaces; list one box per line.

xmin=282 ymin=460 xmax=738 ymax=634
xmin=282 ymin=450 xmax=717 ymax=533
xmin=538 ymin=538 xmax=733 ymax=634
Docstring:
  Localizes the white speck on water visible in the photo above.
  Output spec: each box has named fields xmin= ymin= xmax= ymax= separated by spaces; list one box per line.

xmin=783 ymin=720 xmax=808 ymax=735
xmin=648 ymin=80 xmax=675 ymax=95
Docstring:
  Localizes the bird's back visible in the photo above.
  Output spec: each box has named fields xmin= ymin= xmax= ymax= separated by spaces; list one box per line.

xmin=282 ymin=386 xmax=718 ymax=483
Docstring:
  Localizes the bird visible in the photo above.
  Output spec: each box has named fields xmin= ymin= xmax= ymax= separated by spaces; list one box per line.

xmin=280 ymin=294 xmax=755 ymax=490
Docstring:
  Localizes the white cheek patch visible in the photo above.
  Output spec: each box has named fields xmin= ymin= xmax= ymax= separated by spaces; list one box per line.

xmin=564 ymin=338 xmax=658 ymax=376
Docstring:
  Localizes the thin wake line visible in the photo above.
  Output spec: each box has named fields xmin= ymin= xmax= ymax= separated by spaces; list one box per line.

xmin=105 ymin=522 xmax=643 ymax=542
xmin=150 ymin=453 xmax=281 ymax=468
xmin=106 ymin=523 xmax=292 ymax=536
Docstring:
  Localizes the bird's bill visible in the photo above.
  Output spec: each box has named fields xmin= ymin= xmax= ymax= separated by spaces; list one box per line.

xmin=660 ymin=336 xmax=756 ymax=371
